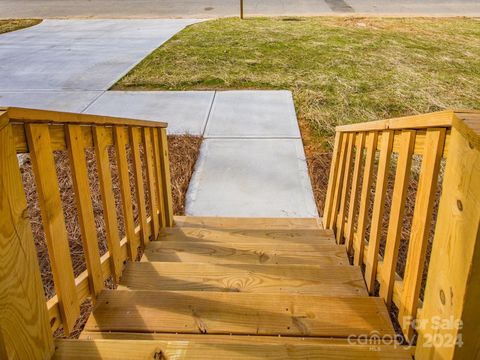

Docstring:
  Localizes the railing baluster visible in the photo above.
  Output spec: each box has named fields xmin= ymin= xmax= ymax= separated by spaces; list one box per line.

xmin=323 ymin=132 xmax=343 ymax=227
xmin=379 ymin=130 xmax=416 ymax=305
xmin=399 ymin=128 xmax=446 ymax=341
xmin=345 ymin=132 xmax=365 ymax=252
xmin=65 ymin=125 xmax=104 ymax=298
xmin=25 ymin=123 xmax=80 ymax=334
xmin=1 ymin=120 xmax=54 ymax=357
xmin=143 ymin=128 xmax=160 ymax=240
xmin=327 ymin=133 xmax=349 ymax=230
xmin=365 ymin=130 xmax=394 ymax=293
xmin=152 ymin=128 xmax=166 ymax=228
xmin=113 ymin=126 xmax=138 ymax=260
xmin=416 ymin=119 xmax=480 ymax=359
xmin=353 ymin=131 xmax=378 ymax=266
xmin=130 ymin=127 xmax=149 ymax=243
xmin=158 ymin=128 xmax=173 ymax=227
xmin=93 ymin=126 xmax=123 ymax=283
xmin=336 ymin=132 xmax=355 ymax=243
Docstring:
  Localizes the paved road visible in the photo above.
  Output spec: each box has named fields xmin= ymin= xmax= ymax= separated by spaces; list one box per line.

xmin=1 ymin=0 xmax=479 ymax=18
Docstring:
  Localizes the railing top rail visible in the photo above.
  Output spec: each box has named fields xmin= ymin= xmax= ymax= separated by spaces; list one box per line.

xmin=1 ymin=107 xmax=168 ymax=128
xmin=334 ymin=109 xmax=474 ymax=133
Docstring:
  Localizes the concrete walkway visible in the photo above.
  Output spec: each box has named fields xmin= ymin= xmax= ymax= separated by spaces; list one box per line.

xmin=1 ymin=88 xmax=318 ymax=217
xmin=0 ymin=19 xmax=200 ymax=91
xmin=82 ymin=90 xmax=318 ymax=217
xmin=1 ymin=20 xmax=318 ymax=218
xmin=1 ymin=0 xmax=479 ymax=17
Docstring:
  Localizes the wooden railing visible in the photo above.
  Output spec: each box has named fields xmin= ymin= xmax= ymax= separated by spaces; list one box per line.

xmin=324 ymin=110 xmax=480 ymax=358
xmin=0 ymin=107 xmax=173 ymax=359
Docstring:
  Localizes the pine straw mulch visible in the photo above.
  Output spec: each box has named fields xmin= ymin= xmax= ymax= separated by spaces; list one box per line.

xmin=19 ymin=134 xmax=201 ymax=338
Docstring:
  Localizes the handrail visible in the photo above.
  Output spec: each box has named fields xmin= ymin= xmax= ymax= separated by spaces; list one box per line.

xmin=324 ymin=109 xmax=480 ymax=359
xmin=0 ymin=107 xmax=173 ymax=359
xmin=335 ymin=110 xmax=455 ymax=132
xmin=4 ymin=106 xmax=168 ymax=128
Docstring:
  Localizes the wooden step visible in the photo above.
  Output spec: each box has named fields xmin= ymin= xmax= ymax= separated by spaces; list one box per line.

xmin=119 ymin=262 xmax=368 ymax=296
xmin=54 ymin=339 xmax=411 ymax=359
xmin=174 ymin=216 xmax=324 ymax=230
xmin=142 ymin=241 xmax=348 ymax=265
xmin=79 ymin=332 xmax=389 ymax=343
xmin=84 ymin=290 xmax=395 ymax=338
xmin=156 ymin=227 xmax=335 ymax=244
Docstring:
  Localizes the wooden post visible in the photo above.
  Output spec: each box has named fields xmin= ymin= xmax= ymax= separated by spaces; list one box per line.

xmin=0 ymin=116 xmax=54 ymax=358
xmin=416 ymin=116 xmax=480 ymax=359
xmin=240 ymin=0 xmax=244 ymax=19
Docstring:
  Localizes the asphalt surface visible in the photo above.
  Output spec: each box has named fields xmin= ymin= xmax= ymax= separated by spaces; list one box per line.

xmin=1 ymin=0 xmax=479 ymax=18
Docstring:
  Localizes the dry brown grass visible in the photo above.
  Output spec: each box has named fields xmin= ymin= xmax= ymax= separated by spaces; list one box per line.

xmin=19 ymin=134 xmax=201 ymax=338
xmin=0 ymin=19 xmax=41 ymax=34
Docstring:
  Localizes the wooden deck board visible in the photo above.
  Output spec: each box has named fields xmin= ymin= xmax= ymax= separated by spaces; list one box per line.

xmin=54 ymin=339 xmax=411 ymax=359
xmin=79 ymin=332 xmax=374 ymax=343
xmin=157 ymin=227 xmax=334 ymax=244
xmin=118 ymin=262 xmax=368 ymax=296
xmin=173 ymin=216 xmax=324 ymax=230
xmin=84 ymin=290 xmax=394 ymax=337
xmin=141 ymin=241 xmax=348 ymax=265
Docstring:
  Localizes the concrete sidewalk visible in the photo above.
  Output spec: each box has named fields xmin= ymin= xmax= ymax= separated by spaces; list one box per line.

xmin=1 ymin=89 xmax=319 ymax=218
xmin=0 ymin=19 xmax=200 ymax=91
xmin=1 ymin=0 xmax=478 ymax=18
xmin=0 ymin=21 xmax=318 ymax=218
xmin=86 ymin=90 xmax=318 ymax=217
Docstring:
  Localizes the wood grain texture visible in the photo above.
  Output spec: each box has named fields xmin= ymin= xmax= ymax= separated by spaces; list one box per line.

xmin=66 ymin=124 xmax=104 ymax=298
xmin=323 ymin=132 xmax=342 ymax=227
xmin=85 ymin=290 xmax=394 ymax=337
xmin=328 ymin=132 xmax=349 ymax=229
xmin=353 ymin=131 xmax=378 ymax=266
xmin=142 ymin=241 xmax=348 ymax=265
xmin=336 ymin=132 xmax=355 ymax=243
xmin=336 ymin=110 xmax=454 ymax=132
xmin=379 ymin=131 xmax=415 ymax=305
xmin=129 ymin=127 xmax=149 ymax=246
xmin=8 ymin=106 xmax=167 ymax=128
xmin=398 ymin=128 xmax=446 ymax=340
xmin=113 ymin=126 xmax=138 ymax=260
xmin=25 ymin=123 xmax=80 ymax=334
xmin=93 ymin=126 xmax=123 ymax=283
xmin=364 ymin=130 xmax=394 ymax=293
xmin=158 ymin=128 xmax=173 ymax=226
xmin=77 ymin=332 xmax=383 ymax=344
xmin=345 ymin=133 xmax=365 ymax=251
xmin=14 ymin=123 xmax=123 ymax=153
xmin=416 ymin=119 xmax=480 ymax=359
xmin=0 ymin=121 xmax=54 ymax=359
xmin=143 ymin=128 xmax=159 ymax=240
xmin=47 ymin=216 xmax=153 ymax=333
xmin=156 ymin=227 xmax=335 ymax=244
xmin=152 ymin=128 xmax=166 ymax=228
xmin=53 ymin=339 xmax=411 ymax=359
xmin=174 ymin=216 xmax=324 ymax=230
xmin=119 ymin=262 xmax=367 ymax=296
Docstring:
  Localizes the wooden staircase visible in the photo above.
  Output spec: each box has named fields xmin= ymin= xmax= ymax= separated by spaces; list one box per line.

xmin=56 ymin=216 xmax=410 ymax=359
xmin=4 ymin=109 xmax=480 ymax=359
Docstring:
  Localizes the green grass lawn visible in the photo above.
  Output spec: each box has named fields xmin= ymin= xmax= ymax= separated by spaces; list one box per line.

xmin=115 ymin=17 xmax=480 ymax=151
xmin=0 ymin=19 xmax=41 ymax=34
